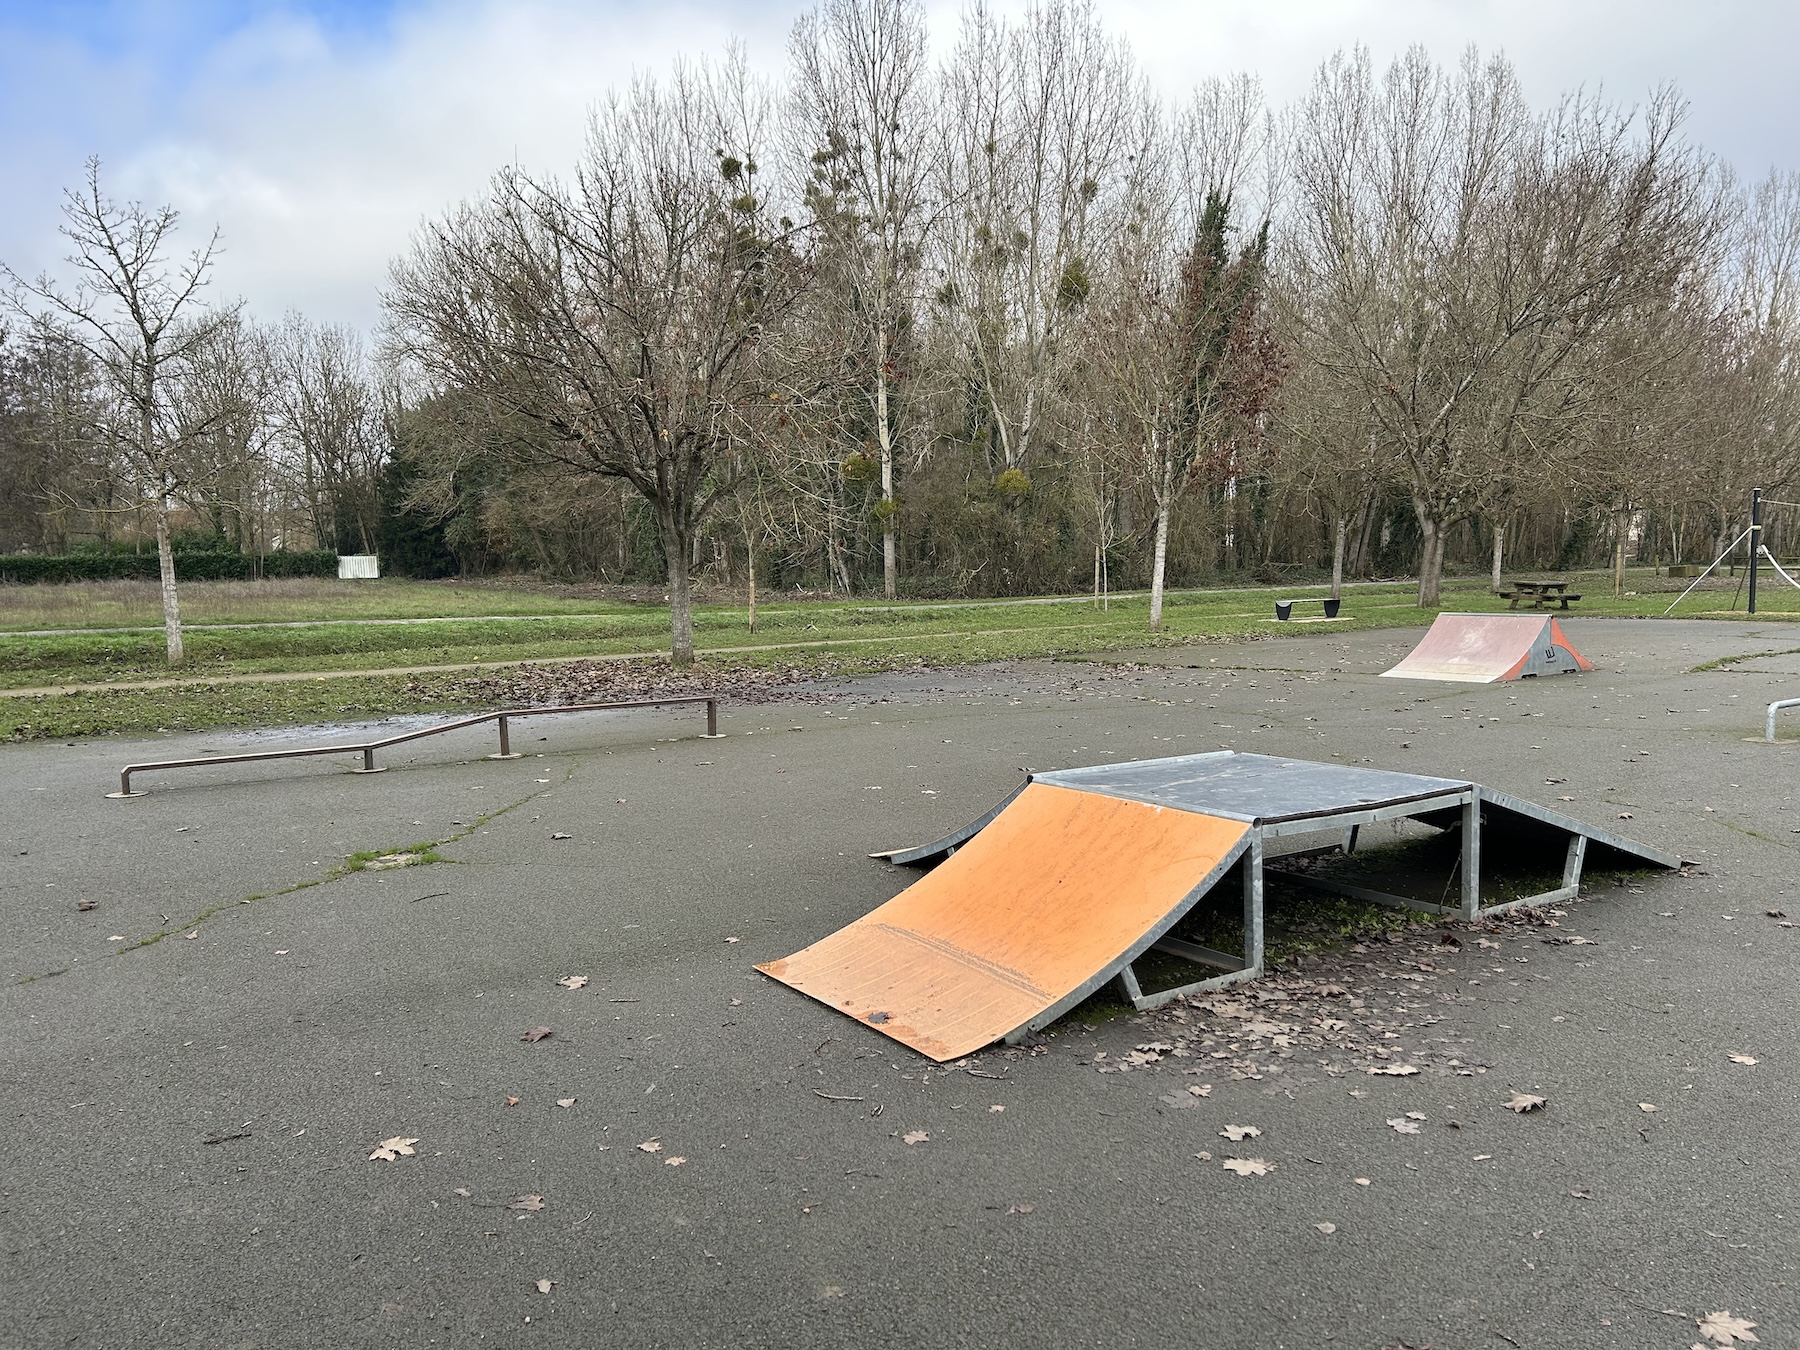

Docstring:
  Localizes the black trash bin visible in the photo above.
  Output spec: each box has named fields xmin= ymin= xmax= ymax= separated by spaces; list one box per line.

xmin=1274 ymin=601 xmax=1293 ymax=621
xmin=1323 ymin=598 xmax=1341 ymax=618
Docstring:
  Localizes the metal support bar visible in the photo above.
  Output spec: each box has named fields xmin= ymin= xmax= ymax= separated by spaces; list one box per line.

xmin=1342 ymin=823 xmax=1360 ymax=855
xmin=1562 ymin=832 xmax=1588 ymax=891
xmin=1460 ymin=795 xmax=1483 ymax=920
xmin=1151 ymin=935 xmax=1245 ymax=971
xmin=107 ymin=694 xmax=722 ymax=798
xmin=1269 ymin=868 xmax=1457 ymax=916
xmin=1243 ymin=837 xmax=1265 ymax=974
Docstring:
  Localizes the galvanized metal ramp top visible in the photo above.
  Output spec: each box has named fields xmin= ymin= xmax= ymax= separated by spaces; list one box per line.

xmin=1035 ymin=752 xmax=1471 ymax=825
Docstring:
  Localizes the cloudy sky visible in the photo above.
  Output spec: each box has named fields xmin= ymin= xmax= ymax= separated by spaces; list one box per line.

xmin=3 ymin=0 xmax=1795 ymax=334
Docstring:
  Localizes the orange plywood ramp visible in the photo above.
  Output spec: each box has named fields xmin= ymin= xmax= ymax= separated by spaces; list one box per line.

xmin=757 ymin=782 xmax=1249 ymax=1061
xmin=1381 ymin=613 xmax=1593 ymax=683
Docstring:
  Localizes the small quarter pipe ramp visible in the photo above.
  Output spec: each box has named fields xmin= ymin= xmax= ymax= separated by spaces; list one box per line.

xmin=1381 ymin=613 xmax=1592 ymax=683
xmin=757 ymin=783 xmax=1251 ymax=1062
xmin=760 ymin=752 xmax=1677 ymax=1061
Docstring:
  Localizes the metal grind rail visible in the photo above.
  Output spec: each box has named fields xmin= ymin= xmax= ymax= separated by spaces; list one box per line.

xmin=1769 ymin=698 xmax=1800 ymax=744
xmin=108 ymin=695 xmax=721 ymax=798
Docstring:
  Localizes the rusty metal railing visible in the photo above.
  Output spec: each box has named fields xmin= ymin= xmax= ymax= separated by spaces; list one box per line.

xmin=107 ymin=695 xmax=720 ymax=798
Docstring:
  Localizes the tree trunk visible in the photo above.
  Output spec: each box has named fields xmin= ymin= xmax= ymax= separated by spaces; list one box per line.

xmin=1149 ymin=452 xmax=1173 ymax=632
xmin=154 ymin=502 xmax=185 ymax=665
xmin=745 ymin=523 xmax=757 ymax=635
xmin=876 ymin=327 xmax=898 ymax=601
xmin=1415 ymin=512 xmax=1444 ymax=607
xmin=1331 ymin=515 xmax=1346 ymax=601
xmin=1491 ymin=523 xmax=1505 ymax=592
xmin=1613 ymin=507 xmax=1629 ymax=598
xmin=656 ymin=499 xmax=694 ymax=668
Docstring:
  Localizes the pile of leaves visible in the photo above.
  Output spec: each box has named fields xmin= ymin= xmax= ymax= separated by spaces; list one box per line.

xmin=1090 ymin=907 xmax=1587 ymax=1082
xmin=401 ymin=657 xmax=834 ymax=709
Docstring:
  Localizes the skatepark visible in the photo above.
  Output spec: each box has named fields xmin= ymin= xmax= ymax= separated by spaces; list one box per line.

xmin=3 ymin=618 xmax=1797 ymax=1349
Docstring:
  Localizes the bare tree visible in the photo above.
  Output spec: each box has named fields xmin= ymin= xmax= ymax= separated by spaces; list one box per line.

xmin=385 ymin=57 xmax=809 ymax=665
xmin=3 ymin=159 xmax=233 ymax=662
xmin=790 ymin=0 xmax=938 ymax=599
xmin=273 ymin=316 xmax=388 ymax=553
xmin=933 ymin=1 xmax=1142 ymax=477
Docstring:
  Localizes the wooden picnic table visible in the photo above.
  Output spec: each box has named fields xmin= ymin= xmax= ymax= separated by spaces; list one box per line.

xmin=1498 ymin=580 xmax=1582 ymax=610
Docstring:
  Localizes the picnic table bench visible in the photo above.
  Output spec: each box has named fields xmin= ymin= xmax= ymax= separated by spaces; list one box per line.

xmin=1496 ymin=580 xmax=1582 ymax=610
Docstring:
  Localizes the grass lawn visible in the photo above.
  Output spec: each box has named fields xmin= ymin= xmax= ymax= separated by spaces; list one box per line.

xmin=1 ymin=566 xmax=1794 ymax=742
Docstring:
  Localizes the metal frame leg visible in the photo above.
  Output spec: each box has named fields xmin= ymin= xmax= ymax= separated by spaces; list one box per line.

xmin=1243 ymin=834 xmax=1265 ymax=975
xmin=1460 ymin=794 xmax=1481 ymax=920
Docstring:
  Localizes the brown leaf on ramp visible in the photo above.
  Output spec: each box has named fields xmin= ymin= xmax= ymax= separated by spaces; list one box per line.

xmin=534 ymin=1278 xmax=554 ymax=1294
xmin=508 ymin=1195 xmax=545 ymax=1211
xmin=1220 ymin=1124 xmax=1261 ymax=1141
xmin=1728 ymin=1053 xmax=1758 ymax=1065
xmin=664 ymin=1156 xmax=686 ymax=1166
xmin=520 ymin=1027 xmax=553 ymax=1043
xmin=1387 ymin=1117 xmax=1422 ymax=1135
xmin=556 ymin=1098 xmax=576 ymax=1109
xmin=902 ymin=1130 xmax=929 ymax=1145
xmin=556 ymin=975 xmax=588 ymax=990
xmin=1368 ymin=1064 xmax=1419 ymax=1076
xmin=1504 ymin=1092 xmax=1547 ymax=1113
xmin=369 ymin=1136 xmax=418 ymax=1162
xmin=637 ymin=1139 xmax=662 ymax=1153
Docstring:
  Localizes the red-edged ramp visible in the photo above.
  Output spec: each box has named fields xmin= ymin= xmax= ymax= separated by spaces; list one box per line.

xmin=1381 ymin=613 xmax=1592 ymax=684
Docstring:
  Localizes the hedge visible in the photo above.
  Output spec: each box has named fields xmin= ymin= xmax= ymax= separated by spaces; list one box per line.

xmin=0 ymin=550 xmax=340 ymax=584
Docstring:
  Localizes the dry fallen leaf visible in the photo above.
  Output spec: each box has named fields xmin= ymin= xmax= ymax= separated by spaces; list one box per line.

xmin=989 ymin=1104 xmax=1004 ymax=1113
xmin=534 ymin=1279 xmax=554 ymax=1294
xmin=1387 ymin=1117 xmax=1423 ymax=1135
xmin=369 ymin=1136 xmax=418 ymax=1162
xmin=1188 ymin=1084 xmax=1213 ymax=1097
xmin=520 ymin=1027 xmax=553 ymax=1043
xmin=550 ymin=832 xmax=572 ymax=840
xmin=1354 ymin=1177 xmax=1371 ymax=1186
xmin=1639 ymin=1103 xmax=1658 ymax=1113
xmin=1728 ymin=1054 xmax=1758 ymax=1065
xmin=1476 ymin=937 xmax=1501 ymax=949
xmin=76 ymin=899 xmax=95 ymax=912
xmin=1220 ymin=1124 xmax=1262 ymax=1141
xmin=665 ymin=1156 xmax=686 ymax=1167
xmin=637 ymin=1139 xmax=662 ymax=1153
xmin=1221 ymin=1157 xmax=1272 ymax=1176
xmin=1314 ymin=1222 xmax=1336 ymax=1234
xmin=184 ymin=930 xmax=198 ymax=941
xmin=1405 ymin=1110 xmax=1427 ymax=1120
xmin=505 ymin=1096 xmax=521 ymax=1107
xmin=508 ymin=1195 xmax=545 ymax=1211
xmin=556 ymin=975 xmax=589 ymax=990
xmin=902 ymin=1130 xmax=929 ymax=1145
xmin=453 ymin=1187 xmax=471 ymax=1197
xmin=1473 ymin=1154 xmax=1493 ymax=1161
xmin=1007 ymin=1203 xmax=1035 ymax=1215
xmin=556 ymin=1098 xmax=576 ymax=1109
xmin=1504 ymin=1092 xmax=1548 ymax=1113
xmin=1368 ymin=1064 xmax=1420 ymax=1077
xmin=1696 ymin=1309 xmax=1759 ymax=1344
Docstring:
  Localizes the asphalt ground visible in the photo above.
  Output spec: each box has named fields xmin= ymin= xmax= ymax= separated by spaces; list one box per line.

xmin=2 ymin=617 xmax=1797 ymax=1350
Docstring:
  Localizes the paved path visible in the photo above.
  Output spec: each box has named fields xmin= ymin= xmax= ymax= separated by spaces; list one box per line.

xmin=3 ymin=618 xmax=1795 ymax=1348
